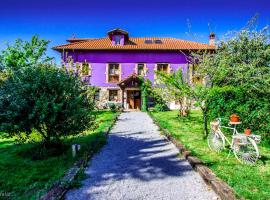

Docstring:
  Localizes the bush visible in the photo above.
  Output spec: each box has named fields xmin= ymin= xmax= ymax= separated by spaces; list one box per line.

xmin=153 ymin=103 xmax=168 ymax=112
xmin=0 ymin=64 xmax=95 ymax=146
xmin=105 ymin=102 xmax=122 ymax=112
xmin=206 ymin=86 xmax=270 ymax=143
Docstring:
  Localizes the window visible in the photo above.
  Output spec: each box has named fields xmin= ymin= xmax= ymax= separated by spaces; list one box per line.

xmin=108 ymin=63 xmax=120 ymax=83
xmin=144 ymin=40 xmax=153 ymax=44
xmin=154 ymin=40 xmax=162 ymax=44
xmin=94 ymin=89 xmax=100 ymax=101
xmin=109 ymin=90 xmax=118 ymax=101
xmin=81 ymin=62 xmax=90 ymax=76
xmin=137 ymin=64 xmax=145 ymax=76
xmin=114 ymin=35 xmax=121 ymax=45
xmin=157 ymin=63 xmax=169 ymax=73
xmin=190 ymin=64 xmax=203 ymax=84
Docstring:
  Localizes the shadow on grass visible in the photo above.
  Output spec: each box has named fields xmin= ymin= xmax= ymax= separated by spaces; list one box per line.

xmin=259 ymin=155 xmax=270 ymax=165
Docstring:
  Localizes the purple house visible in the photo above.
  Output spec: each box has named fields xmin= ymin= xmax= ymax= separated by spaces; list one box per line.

xmin=53 ymin=29 xmax=215 ymax=110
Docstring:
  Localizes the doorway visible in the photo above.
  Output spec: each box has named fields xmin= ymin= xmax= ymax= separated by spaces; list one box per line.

xmin=127 ymin=90 xmax=141 ymax=110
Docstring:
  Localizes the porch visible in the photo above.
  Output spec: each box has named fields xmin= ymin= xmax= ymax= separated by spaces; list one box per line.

xmin=118 ymin=73 xmax=142 ymax=111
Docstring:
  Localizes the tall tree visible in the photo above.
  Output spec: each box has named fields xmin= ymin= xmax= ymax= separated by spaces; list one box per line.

xmin=0 ymin=35 xmax=53 ymax=74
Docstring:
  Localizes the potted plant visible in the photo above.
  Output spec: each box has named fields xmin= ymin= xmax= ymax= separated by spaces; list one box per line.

xmin=245 ymin=127 xmax=251 ymax=135
xmin=230 ymin=114 xmax=240 ymax=122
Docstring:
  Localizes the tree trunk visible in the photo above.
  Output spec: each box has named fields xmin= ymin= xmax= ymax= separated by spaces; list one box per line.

xmin=203 ymin=109 xmax=209 ymax=138
xmin=178 ymin=98 xmax=190 ymax=117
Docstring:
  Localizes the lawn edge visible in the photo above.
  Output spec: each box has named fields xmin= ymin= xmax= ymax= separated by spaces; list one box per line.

xmin=39 ymin=112 xmax=121 ymax=200
xmin=148 ymin=111 xmax=237 ymax=200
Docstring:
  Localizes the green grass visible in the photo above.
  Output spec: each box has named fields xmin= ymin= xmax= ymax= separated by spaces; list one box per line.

xmin=0 ymin=110 xmax=119 ymax=200
xmin=150 ymin=110 xmax=270 ymax=200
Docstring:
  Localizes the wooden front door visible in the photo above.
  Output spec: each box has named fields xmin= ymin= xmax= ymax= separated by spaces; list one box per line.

xmin=127 ymin=90 xmax=141 ymax=110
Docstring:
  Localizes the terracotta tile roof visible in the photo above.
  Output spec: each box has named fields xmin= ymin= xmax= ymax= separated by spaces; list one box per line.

xmin=53 ymin=37 xmax=215 ymax=51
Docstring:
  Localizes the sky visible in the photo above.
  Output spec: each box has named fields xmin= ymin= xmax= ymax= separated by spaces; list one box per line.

xmin=0 ymin=0 xmax=269 ymax=63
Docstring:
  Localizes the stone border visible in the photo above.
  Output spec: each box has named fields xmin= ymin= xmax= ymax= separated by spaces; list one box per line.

xmin=148 ymin=112 xmax=237 ymax=200
xmin=39 ymin=112 xmax=120 ymax=200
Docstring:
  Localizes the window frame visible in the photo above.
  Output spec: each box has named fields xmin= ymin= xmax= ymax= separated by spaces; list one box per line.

xmin=81 ymin=61 xmax=91 ymax=76
xmin=108 ymin=89 xmax=119 ymax=102
xmin=107 ymin=63 xmax=121 ymax=83
xmin=136 ymin=63 xmax=146 ymax=76
xmin=94 ymin=89 xmax=100 ymax=101
xmin=156 ymin=63 xmax=169 ymax=73
xmin=154 ymin=63 xmax=170 ymax=83
xmin=114 ymin=35 xmax=122 ymax=45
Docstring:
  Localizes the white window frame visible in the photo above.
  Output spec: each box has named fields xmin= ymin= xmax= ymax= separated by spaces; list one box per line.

xmin=106 ymin=63 xmax=121 ymax=83
xmin=136 ymin=63 xmax=146 ymax=76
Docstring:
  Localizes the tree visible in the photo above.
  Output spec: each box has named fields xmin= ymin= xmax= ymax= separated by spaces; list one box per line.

xmin=193 ymin=24 xmax=270 ymax=141
xmin=190 ymin=86 xmax=211 ymax=137
xmin=0 ymin=35 xmax=53 ymax=74
xmin=197 ymin=26 xmax=270 ymax=92
xmin=139 ymin=78 xmax=152 ymax=112
xmin=155 ymin=69 xmax=191 ymax=117
xmin=0 ymin=64 xmax=95 ymax=146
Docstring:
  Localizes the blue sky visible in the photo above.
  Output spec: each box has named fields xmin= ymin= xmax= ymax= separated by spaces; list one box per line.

xmin=0 ymin=0 xmax=269 ymax=63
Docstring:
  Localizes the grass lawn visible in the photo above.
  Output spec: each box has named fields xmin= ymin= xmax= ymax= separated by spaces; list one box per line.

xmin=150 ymin=110 xmax=270 ymax=200
xmin=0 ymin=110 xmax=118 ymax=200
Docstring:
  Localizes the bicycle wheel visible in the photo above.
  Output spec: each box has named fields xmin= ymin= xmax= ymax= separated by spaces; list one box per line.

xmin=233 ymin=137 xmax=259 ymax=164
xmin=207 ymin=130 xmax=225 ymax=152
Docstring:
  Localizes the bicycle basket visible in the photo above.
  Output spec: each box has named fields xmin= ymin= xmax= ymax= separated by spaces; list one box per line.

xmin=210 ymin=120 xmax=220 ymax=132
xmin=248 ymin=134 xmax=261 ymax=144
xmin=233 ymin=134 xmax=248 ymax=146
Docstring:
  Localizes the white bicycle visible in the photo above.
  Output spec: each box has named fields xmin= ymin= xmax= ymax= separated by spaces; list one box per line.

xmin=207 ymin=118 xmax=261 ymax=164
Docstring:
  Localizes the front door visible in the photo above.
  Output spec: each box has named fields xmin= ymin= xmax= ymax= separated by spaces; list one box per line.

xmin=127 ymin=90 xmax=141 ymax=110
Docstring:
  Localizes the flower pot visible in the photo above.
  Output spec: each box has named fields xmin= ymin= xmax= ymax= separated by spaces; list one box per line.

xmin=245 ymin=128 xmax=251 ymax=135
xmin=230 ymin=114 xmax=240 ymax=122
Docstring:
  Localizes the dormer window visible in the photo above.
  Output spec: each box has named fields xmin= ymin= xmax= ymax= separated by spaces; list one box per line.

xmin=114 ymin=35 xmax=122 ymax=45
xmin=108 ymin=28 xmax=129 ymax=46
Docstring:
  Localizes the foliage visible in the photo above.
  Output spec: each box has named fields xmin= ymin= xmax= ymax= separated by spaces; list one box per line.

xmin=81 ymin=62 xmax=89 ymax=76
xmin=149 ymin=87 xmax=169 ymax=111
xmin=151 ymin=110 xmax=270 ymax=200
xmin=188 ymin=24 xmax=270 ymax=140
xmin=155 ymin=69 xmax=191 ymax=116
xmin=139 ymin=78 xmax=152 ymax=112
xmin=206 ymin=86 xmax=270 ymax=142
xmin=190 ymin=85 xmax=212 ymax=136
xmin=196 ymin=25 xmax=270 ymax=91
xmin=105 ymin=102 xmax=122 ymax=112
xmin=0 ymin=111 xmax=118 ymax=199
xmin=0 ymin=64 xmax=95 ymax=145
xmin=0 ymin=35 xmax=53 ymax=74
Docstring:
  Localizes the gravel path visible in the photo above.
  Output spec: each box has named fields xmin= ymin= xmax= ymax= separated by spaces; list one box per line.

xmin=66 ymin=112 xmax=218 ymax=200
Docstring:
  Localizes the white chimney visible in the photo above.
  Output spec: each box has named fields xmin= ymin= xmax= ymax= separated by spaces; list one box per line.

xmin=209 ymin=32 xmax=215 ymax=46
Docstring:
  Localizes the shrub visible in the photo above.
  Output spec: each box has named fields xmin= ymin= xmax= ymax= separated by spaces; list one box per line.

xmin=0 ymin=64 xmax=95 ymax=146
xmin=206 ymin=86 xmax=270 ymax=143
xmin=105 ymin=102 xmax=122 ymax=112
xmin=153 ymin=103 xmax=168 ymax=112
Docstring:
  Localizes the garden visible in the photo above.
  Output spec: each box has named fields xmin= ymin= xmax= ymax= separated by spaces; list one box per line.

xmin=149 ymin=21 xmax=270 ymax=199
xmin=0 ymin=37 xmax=119 ymax=199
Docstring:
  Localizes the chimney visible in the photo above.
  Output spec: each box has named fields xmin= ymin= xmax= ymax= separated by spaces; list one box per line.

xmin=209 ymin=32 xmax=215 ymax=46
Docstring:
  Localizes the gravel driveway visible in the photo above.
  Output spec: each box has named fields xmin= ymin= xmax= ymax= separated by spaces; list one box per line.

xmin=66 ymin=112 xmax=218 ymax=200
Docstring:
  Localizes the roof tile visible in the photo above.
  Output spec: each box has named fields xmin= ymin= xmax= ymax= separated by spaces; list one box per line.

xmin=53 ymin=37 xmax=215 ymax=51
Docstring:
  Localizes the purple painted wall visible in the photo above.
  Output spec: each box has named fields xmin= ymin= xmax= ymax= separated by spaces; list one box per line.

xmin=65 ymin=50 xmax=189 ymax=87
xmin=89 ymin=62 xmax=187 ymax=87
xmin=67 ymin=50 xmax=188 ymax=63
